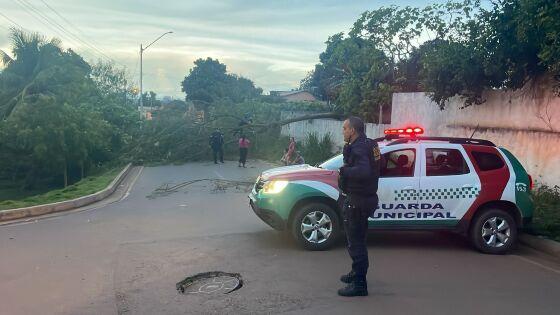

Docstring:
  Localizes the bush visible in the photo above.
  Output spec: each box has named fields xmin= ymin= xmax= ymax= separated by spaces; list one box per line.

xmin=529 ymin=185 xmax=560 ymax=241
xmin=249 ymin=132 xmax=290 ymax=164
xmin=300 ymin=133 xmax=334 ymax=166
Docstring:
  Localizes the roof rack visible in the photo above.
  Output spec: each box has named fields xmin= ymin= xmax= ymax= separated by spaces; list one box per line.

xmin=386 ymin=136 xmax=496 ymax=147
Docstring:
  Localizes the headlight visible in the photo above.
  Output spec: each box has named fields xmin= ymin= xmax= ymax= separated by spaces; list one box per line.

xmin=262 ymin=180 xmax=289 ymax=194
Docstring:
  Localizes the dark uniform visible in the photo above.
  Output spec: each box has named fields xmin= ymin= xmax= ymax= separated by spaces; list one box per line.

xmin=209 ymin=131 xmax=224 ymax=164
xmin=338 ymin=133 xmax=381 ymax=296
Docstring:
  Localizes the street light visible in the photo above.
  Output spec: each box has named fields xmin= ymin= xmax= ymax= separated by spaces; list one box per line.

xmin=139 ymin=31 xmax=173 ymax=114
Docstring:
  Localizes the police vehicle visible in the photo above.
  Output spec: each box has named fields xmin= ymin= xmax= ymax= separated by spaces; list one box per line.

xmin=249 ymin=127 xmax=534 ymax=254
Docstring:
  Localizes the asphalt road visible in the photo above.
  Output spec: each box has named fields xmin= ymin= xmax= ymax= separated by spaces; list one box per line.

xmin=1 ymin=161 xmax=559 ymax=315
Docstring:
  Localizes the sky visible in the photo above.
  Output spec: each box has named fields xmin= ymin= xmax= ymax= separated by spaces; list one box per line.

xmin=0 ymin=0 xmax=431 ymax=98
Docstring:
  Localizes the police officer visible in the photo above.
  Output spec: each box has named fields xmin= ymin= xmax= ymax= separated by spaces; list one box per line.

xmin=209 ymin=129 xmax=224 ymax=164
xmin=337 ymin=116 xmax=381 ymax=297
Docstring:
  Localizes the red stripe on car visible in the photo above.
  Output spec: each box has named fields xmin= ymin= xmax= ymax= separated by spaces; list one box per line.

xmin=462 ymin=145 xmax=510 ymax=220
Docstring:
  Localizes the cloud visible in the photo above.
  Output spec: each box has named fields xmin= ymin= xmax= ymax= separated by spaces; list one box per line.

xmin=0 ymin=0 xmax=431 ymax=97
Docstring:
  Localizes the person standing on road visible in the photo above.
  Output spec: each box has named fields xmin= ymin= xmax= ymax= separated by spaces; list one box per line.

xmin=337 ymin=116 xmax=381 ymax=297
xmin=209 ymin=129 xmax=224 ymax=164
xmin=238 ymin=135 xmax=250 ymax=168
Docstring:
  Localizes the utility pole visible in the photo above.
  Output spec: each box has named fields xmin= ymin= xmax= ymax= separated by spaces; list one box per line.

xmin=139 ymin=31 xmax=173 ymax=115
xmin=140 ymin=44 xmax=143 ymax=113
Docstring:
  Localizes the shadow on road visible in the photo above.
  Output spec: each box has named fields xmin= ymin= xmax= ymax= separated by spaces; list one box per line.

xmin=251 ymin=229 xmax=473 ymax=253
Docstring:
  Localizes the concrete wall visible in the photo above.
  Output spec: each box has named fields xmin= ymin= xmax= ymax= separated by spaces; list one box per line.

xmin=280 ymin=111 xmax=389 ymax=151
xmin=390 ymin=89 xmax=560 ymax=186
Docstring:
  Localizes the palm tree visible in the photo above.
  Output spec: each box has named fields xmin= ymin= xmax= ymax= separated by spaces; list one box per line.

xmin=0 ymin=28 xmax=63 ymax=119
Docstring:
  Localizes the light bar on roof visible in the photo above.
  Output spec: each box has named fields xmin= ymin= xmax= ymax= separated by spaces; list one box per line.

xmin=384 ymin=127 xmax=424 ymax=136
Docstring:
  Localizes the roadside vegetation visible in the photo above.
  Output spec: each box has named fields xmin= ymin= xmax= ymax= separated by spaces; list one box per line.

xmin=300 ymin=133 xmax=334 ymax=166
xmin=529 ymin=185 xmax=560 ymax=241
xmin=0 ymin=167 xmax=122 ymax=210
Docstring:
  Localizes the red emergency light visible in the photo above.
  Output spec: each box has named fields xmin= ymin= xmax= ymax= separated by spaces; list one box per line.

xmin=384 ymin=127 xmax=424 ymax=136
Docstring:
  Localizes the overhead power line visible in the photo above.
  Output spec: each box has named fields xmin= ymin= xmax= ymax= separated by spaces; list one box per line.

xmin=13 ymin=0 xmax=97 ymax=60
xmin=38 ymin=0 xmax=117 ymax=63
xmin=0 ymin=12 xmax=25 ymax=30
xmin=15 ymin=0 xmax=122 ymax=65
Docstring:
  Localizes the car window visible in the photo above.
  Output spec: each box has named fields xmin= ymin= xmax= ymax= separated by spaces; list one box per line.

xmin=380 ymin=149 xmax=416 ymax=178
xmin=472 ymin=151 xmax=505 ymax=171
xmin=426 ymin=148 xmax=470 ymax=176
xmin=318 ymin=154 xmax=343 ymax=170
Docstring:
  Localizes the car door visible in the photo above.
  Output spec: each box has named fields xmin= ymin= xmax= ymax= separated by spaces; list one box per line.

xmin=370 ymin=144 xmax=421 ymax=226
xmin=418 ymin=143 xmax=480 ymax=224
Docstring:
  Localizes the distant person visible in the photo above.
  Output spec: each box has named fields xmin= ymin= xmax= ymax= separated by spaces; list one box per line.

xmin=238 ymin=135 xmax=251 ymax=168
xmin=292 ymin=151 xmax=305 ymax=165
xmin=286 ymin=137 xmax=296 ymax=163
xmin=209 ymin=129 xmax=224 ymax=164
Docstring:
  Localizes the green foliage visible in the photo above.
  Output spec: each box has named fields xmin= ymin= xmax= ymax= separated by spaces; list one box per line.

xmin=300 ymin=133 xmax=334 ymax=166
xmin=251 ymin=133 xmax=290 ymax=164
xmin=529 ymin=185 xmax=560 ymax=241
xmin=302 ymin=35 xmax=393 ymax=122
xmin=181 ymin=58 xmax=263 ymax=111
xmin=0 ymin=29 xmax=139 ymax=190
xmin=302 ymin=0 xmax=560 ymax=111
xmin=419 ymin=40 xmax=487 ymax=108
xmin=131 ymin=98 xmax=285 ymax=164
xmin=0 ymin=167 xmax=122 ymax=210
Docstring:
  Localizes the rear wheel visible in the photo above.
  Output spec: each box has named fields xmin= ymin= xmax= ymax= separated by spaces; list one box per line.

xmin=470 ymin=208 xmax=518 ymax=254
xmin=291 ymin=202 xmax=340 ymax=251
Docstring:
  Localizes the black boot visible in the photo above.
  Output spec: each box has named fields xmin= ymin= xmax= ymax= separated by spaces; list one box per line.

xmin=340 ymin=271 xmax=355 ymax=284
xmin=337 ymin=280 xmax=368 ymax=297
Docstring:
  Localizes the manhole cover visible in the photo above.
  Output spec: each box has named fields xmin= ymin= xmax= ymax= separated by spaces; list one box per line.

xmin=176 ymin=271 xmax=243 ymax=295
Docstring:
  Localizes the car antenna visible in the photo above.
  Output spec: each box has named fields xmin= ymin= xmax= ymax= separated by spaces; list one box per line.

xmin=470 ymin=124 xmax=480 ymax=139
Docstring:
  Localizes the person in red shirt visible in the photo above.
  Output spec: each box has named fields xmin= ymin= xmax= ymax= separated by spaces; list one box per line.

xmin=238 ymin=135 xmax=251 ymax=168
xmin=286 ymin=137 xmax=296 ymax=164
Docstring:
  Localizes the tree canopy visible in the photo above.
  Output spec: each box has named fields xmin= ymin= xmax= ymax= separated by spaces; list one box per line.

xmin=302 ymin=0 xmax=560 ymax=113
xmin=181 ymin=57 xmax=263 ymax=110
xmin=0 ymin=28 xmax=139 ymax=188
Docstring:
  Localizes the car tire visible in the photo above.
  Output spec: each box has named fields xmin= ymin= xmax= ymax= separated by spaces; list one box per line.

xmin=291 ymin=202 xmax=340 ymax=251
xmin=469 ymin=208 xmax=518 ymax=254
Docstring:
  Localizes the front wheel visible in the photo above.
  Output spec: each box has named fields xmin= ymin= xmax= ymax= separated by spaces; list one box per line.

xmin=470 ymin=208 xmax=518 ymax=254
xmin=291 ymin=202 xmax=340 ymax=251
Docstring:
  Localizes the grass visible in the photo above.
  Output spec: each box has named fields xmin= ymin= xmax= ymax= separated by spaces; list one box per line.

xmin=0 ymin=167 xmax=123 ymax=211
xmin=528 ymin=185 xmax=560 ymax=242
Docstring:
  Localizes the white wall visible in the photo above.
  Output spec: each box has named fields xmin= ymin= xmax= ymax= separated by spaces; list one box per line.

xmin=280 ymin=111 xmax=389 ymax=152
xmin=391 ymin=89 xmax=560 ymax=186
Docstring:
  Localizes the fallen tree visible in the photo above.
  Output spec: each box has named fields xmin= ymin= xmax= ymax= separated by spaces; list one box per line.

xmin=128 ymin=102 xmax=344 ymax=164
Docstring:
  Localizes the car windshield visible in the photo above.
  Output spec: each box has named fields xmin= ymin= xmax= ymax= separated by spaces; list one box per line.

xmin=318 ymin=154 xmax=343 ymax=170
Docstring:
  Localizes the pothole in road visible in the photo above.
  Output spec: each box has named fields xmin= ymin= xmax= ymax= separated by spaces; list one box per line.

xmin=176 ymin=271 xmax=243 ymax=295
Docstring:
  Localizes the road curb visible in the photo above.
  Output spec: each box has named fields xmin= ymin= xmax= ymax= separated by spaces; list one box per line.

xmin=519 ymin=233 xmax=560 ymax=259
xmin=0 ymin=164 xmax=132 ymax=222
